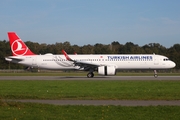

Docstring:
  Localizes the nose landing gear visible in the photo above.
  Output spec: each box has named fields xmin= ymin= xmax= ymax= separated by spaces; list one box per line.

xmin=154 ymin=70 xmax=158 ymax=78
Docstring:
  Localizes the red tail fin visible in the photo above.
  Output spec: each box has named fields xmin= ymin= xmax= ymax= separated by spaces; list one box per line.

xmin=8 ymin=32 xmax=35 ymax=56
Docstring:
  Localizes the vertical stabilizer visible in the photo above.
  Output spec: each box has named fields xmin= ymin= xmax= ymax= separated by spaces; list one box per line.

xmin=8 ymin=32 xmax=35 ymax=56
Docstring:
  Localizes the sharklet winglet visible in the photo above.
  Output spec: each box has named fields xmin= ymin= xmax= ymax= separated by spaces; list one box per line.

xmin=61 ymin=50 xmax=73 ymax=61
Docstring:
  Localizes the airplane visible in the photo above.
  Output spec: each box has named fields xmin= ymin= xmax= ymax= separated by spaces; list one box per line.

xmin=5 ymin=32 xmax=176 ymax=78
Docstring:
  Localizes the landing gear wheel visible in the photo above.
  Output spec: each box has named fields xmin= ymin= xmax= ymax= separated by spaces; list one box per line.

xmin=87 ymin=72 xmax=94 ymax=78
xmin=153 ymin=70 xmax=158 ymax=78
xmin=154 ymin=74 xmax=158 ymax=78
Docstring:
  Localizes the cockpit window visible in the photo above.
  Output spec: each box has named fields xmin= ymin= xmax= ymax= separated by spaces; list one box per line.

xmin=163 ymin=58 xmax=170 ymax=61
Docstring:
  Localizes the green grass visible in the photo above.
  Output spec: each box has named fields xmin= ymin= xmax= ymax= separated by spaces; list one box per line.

xmin=1 ymin=79 xmax=180 ymax=119
xmin=0 ymin=80 xmax=180 ymax=100
xmin=0 ymin=101 xmax=180 ymax=120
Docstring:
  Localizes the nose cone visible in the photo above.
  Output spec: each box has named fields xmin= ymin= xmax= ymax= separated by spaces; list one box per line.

xmin=171 ymin=61 xmax=176 ymax=68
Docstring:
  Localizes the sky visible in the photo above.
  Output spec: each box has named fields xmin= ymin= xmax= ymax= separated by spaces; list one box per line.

xmin=0 ymin=0 xmax=180 ymax=48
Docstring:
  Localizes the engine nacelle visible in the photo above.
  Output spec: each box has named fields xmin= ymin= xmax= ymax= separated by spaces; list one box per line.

xmin=98 ymin=66 xmax=116 ymax=76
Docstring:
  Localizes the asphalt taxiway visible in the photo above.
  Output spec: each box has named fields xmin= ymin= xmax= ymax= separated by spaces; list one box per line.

xmin=0 ymin=76 xmax=180 ymax=80
xmin=5 ymin=99 xmax=180 ymax=106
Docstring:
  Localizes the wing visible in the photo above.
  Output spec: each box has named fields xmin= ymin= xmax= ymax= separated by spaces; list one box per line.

xmin=62 ymin=50 xmax=99 ymax=70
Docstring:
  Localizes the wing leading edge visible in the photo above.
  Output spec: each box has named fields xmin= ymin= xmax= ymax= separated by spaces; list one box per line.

xmin=61 ymin=50 xmax=100 ymax=70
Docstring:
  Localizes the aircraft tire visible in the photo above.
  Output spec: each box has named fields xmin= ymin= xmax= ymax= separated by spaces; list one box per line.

xmin=87 ymin=72 xmax=94 ymax=78
xmin=154 ymin=74 xmax=158 ymax=78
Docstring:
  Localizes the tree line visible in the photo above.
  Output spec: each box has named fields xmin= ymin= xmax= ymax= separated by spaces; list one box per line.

xmin=0 ymin=40 xmax=180 ymax=69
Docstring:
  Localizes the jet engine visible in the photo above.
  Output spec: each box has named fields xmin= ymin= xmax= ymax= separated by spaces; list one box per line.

xmin=98 ymin=66 xmax=116 ymax=76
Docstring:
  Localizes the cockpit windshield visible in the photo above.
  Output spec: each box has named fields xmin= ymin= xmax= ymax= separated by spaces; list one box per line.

xmin=163 ymin=58 xmax=170 ymax=61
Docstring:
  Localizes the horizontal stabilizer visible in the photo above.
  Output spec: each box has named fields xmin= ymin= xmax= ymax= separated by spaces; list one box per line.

xmin=5 ymin=57 xmax=23 ymax=62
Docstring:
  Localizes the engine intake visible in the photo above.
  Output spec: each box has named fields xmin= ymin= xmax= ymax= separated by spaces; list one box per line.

xmin=98 ymin=66 xmax=116 ymax=76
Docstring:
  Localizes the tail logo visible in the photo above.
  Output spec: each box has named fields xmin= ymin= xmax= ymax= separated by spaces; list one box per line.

xmin=11 ymin=39 xmax=28 ymax=56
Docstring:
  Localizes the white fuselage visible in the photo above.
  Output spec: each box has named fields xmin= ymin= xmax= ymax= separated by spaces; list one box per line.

xmin=6 ymin=54 xmax=176 ymax=70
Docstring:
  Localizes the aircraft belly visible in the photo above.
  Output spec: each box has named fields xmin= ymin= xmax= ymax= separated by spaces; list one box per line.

xmin=19 ymin=59 xmax=33 ymax=67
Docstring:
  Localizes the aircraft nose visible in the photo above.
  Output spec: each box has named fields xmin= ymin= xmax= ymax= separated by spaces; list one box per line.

xmin=171 ymin=61 xmax=176 ymax=68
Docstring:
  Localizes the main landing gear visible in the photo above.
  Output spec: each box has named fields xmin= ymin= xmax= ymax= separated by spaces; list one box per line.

xmin=154 ymin=70 xmax=158 ymax=78
xmin=87 ymin=72 xmax=94 ymax=78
